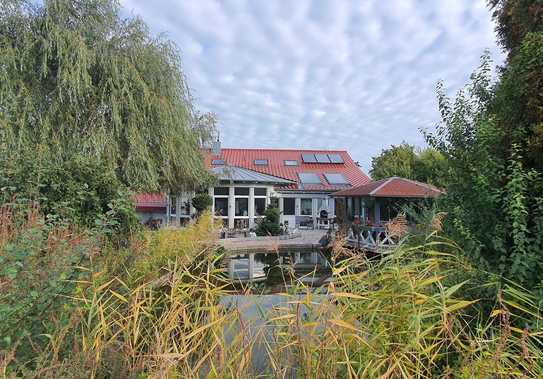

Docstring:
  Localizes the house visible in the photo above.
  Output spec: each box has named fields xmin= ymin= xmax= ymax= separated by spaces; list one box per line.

xmin=135 ymin=142 xmax=370 ymax=229
xmin=332 ymin=176 xmax=442 ymax=225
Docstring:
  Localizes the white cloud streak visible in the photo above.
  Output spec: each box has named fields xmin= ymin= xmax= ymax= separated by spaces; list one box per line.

xmin=120 ymin=0 xmax=504 ymax=171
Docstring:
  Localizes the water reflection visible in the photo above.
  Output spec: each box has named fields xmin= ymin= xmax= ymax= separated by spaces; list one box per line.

xmin=226 ymin=250 xmax=332 ymax=288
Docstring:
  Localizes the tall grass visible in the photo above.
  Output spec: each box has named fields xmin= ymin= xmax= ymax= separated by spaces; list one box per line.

xmin=2 ymin=207 xmax=543 ymax=378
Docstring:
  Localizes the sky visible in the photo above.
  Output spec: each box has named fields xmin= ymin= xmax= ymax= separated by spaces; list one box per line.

xmin=120 ymin=0 xmax=504 ymax=172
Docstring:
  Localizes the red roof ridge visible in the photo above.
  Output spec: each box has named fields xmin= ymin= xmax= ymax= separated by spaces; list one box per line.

xmin=396 ymin=177 xmax=443 ymax=193
xmin=216 ymin=147 xmax=350 ymax=153
xmin=369 ymin=177 xmax=397 ymax=195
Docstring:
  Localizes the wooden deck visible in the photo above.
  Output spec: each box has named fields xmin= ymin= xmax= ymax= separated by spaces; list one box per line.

xmin=219 ymin=229 xmax=328 ymax=254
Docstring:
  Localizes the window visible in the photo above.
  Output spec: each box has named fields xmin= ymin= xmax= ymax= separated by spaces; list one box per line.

xmin=284 ymin=160 xmax=298 ymax=166
xmin=214 ymin=187 xmax=229 ymax=196
xmin=254 ymin=188 xmax=267 ymax=196
xmin=301 ymin=153 xmax=317 ymax=163
xmin=254 ymin=198 xmax=266 ymax=216
xmin=212 ymin=159 xmax=225 ymax=165
xmin=315 ymin=153 xmax=331 ymax=163
xmin=234 ymin=187 xmax=249 ymax=196
xmin=235 ymin=198 xmax=248 ymax=216
xmin=254 ymin=159 xmax=268 ymax=165
xmin=270 ymin=197 xmax=279 ymax=209
xmin=328 ymin=154 xmax=344 ymax=163
xmin=283 ymin=198 xmax=295 ymax=215
xmin=316 ymin=198 xmax=328 ymax=213
xmin=301 ymin=198 xmax=313 ymax=216
xmin=324 ymin=173 xmax=349 ymax=184
xmin=298 ymin=173 xmax=321 ymax=184
xmin=214 ymin=197 xmax=228 ymax=216
xmin=170 ymin=196 xmax=176 ymax=215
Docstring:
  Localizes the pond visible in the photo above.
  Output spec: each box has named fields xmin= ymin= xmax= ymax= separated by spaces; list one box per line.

xmin=225 ymin=249 xmax=333 ymax=291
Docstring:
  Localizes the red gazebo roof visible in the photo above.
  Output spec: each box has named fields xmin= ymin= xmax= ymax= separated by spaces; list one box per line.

xmin=332 ymin=177 xmax=442 ymax=198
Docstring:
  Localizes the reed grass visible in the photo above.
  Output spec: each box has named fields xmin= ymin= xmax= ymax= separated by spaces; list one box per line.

xmin=2 ymin=209 xmax=543 ymax=378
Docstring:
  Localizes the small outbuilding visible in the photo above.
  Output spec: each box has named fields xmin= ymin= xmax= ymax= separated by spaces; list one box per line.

xmin=332 ymin=176 xmax=442 ymax=226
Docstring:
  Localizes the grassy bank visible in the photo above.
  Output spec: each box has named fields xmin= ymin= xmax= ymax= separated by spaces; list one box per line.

xmin=1 ymin=206 xmax=542 ymax=378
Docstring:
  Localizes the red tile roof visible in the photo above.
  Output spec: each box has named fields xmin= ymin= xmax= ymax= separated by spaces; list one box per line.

xmin=204 ymin=148 xmax=370 ymax=191
xmin=134 ymin=193 xmax=167 ymax=211
xmin=332 ymin=177 xmax=442 ymax=198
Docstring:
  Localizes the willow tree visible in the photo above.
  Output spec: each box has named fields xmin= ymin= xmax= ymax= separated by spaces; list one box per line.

xmin=0 ymin=0 xmax=212 ymax=192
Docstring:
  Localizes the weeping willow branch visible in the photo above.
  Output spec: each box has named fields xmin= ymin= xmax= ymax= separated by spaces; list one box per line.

xmin=0 ymin=0 xmax=213 ymax=192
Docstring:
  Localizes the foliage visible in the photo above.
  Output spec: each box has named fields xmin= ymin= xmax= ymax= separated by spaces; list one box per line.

xmin=0 ymin=0 xmax=213 ymax=192
xmin=0 ymin=203 xmax=99 ymax=363
xmin=0 ymin=151 xmax=139 ymax=237
xmin=3 ymin=219 xmax=543 ymax=377
xmin=426 ymin=1 xmax=543 ymax=295
xmin=255 ymin=207 xmax=282 ymax=236
xmin=489 ymin=0 xmax=543 ymax=58
xmin=372 ymin=0 xmax=543 ymax=312
xmin=191 ymin=193 xmax=212 ymax=214
xmin=370 ymin=142 xmax=447 ymax=187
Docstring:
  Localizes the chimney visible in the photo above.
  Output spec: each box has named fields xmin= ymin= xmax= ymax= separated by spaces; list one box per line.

xmin=211 ymin=137 xmax=221 ymax=156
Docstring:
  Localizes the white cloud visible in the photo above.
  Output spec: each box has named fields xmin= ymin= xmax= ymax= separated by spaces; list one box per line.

xmin=120 ymin=0 xmax=504 ymax=172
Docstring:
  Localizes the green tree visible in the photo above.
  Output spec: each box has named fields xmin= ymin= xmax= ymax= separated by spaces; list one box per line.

xmin=427 ymin=37 xmax=543 ymax=293
xmin=370 ymin=143 xmax=447 ymax=187
xmin=0 ymin=0 xmax=212 ymax=193
xmin=370 ymin=143 xmax=417 ymax=180
xmin=192 ymin=193 xmax=212 ymax=215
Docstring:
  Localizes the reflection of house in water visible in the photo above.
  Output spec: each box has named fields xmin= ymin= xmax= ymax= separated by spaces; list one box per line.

xmin=226 ymin=250 xmax=332 ymax=284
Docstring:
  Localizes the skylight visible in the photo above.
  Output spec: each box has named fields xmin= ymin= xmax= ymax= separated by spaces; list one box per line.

xmin=328 ymin=154 xmax=344 ymax=163
xmin=324 ymin=173 xmax=349 ymax=184
xmin=212 ymin=159 xmax=225 ymax=165
xmin=298 ymin=173 xmax=322 ymax=184
xmin=301 ymin=153 xmax=317 ymax=163
xmin=284 ymin=160 xmax=298 ymax=166
xmin=254 ymin=159 xmax=268 ymax=165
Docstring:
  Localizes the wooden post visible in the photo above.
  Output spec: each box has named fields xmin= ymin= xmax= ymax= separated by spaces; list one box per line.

xmin=374 ymin=199 xmax=381 ymax=225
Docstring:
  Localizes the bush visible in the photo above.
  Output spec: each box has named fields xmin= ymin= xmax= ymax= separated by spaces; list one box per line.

xmin=0 ymin=152 xmax=139 ymax=240
xmin=191 ymin=193 xmax=212 ymax=215
xmin=256 ymin=207 xmax=282 ymax=236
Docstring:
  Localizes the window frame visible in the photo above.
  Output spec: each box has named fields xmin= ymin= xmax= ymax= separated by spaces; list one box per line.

xmin=283 ymin=198 xmax=295 ymax=216
xmin=301 ymin=198 xmax=313 ymax=216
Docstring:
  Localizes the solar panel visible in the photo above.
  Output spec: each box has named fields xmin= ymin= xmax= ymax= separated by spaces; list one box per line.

xmin=327 ymin=154 xmax=344 ymax=163
xmin=298 ymin=173 xmax=322 ymax=184
xmin=315 ymin=154 xmax=331 ymax=163
xmin=254 ymin=159 xmax=268 ymax=165
xmin=324 ymin=173 xmax=349 ymax=184
xmin=301 ymin=154 xmax=317 ymax=163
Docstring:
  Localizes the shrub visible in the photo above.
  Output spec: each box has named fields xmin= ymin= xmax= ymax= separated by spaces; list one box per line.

xmin=0 ymin=152 xmax=139 ymax=240
xmin=191 ymin=193 xmax=212 ymax=215
xmin=256 ymin=207 xmax=282 ymax=236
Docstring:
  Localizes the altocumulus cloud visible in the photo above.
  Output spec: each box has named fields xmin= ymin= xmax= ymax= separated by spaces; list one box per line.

xmin=120 ymin=0 xmax=504 ymax=171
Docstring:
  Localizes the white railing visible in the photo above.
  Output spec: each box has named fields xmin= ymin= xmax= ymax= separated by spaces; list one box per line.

xmin=346 ymin=226 xmax=397 ymax=250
